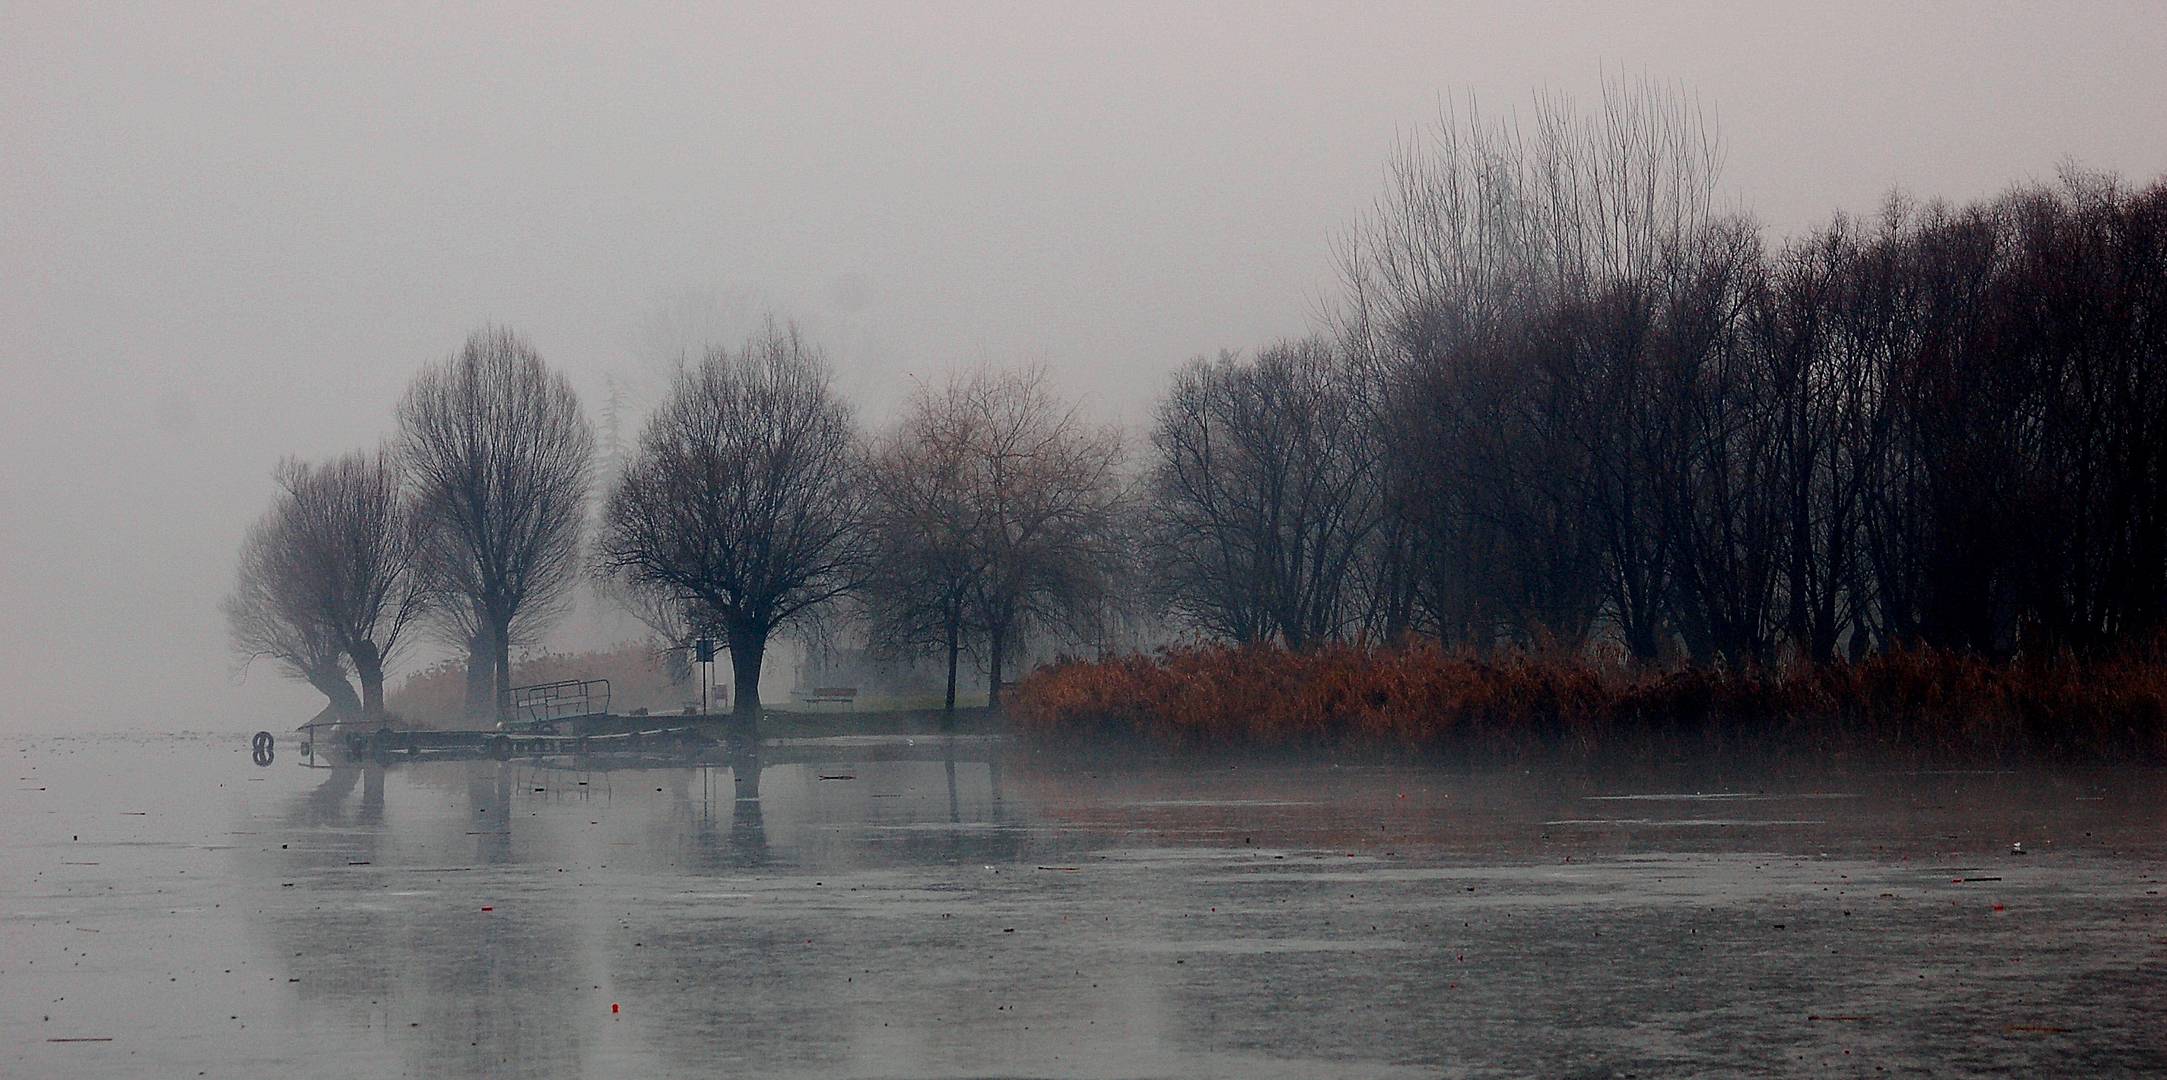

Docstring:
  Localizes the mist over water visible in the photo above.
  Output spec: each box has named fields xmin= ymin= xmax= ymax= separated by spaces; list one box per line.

xmin=7 ymin=733 xmax=2163 ymax=1076
xmin=9 ymin=7 xmax=2167 ymax=1078
xmin=7 ymin=5 xmax=2167 ymax=732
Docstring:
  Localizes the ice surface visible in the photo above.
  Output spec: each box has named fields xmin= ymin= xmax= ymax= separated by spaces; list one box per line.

xmin=4 ymin=732 xmax=2163 ymax=1077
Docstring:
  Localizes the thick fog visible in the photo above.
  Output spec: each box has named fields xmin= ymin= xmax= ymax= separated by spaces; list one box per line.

xmin=3 ymin=3 xmax=2164 ymax=733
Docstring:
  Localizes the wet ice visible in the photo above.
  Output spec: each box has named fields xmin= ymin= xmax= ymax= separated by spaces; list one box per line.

xmin=4 ymin=732 xmax=2164 ymax=1078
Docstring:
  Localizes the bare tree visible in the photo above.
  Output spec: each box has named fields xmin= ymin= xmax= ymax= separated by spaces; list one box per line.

xmin=1333 ymin=83 xmax=2167 ymax=669
xmin=398 ymin=327 xmax=594 ymax=719
xmin=1149 ymin=340 xmax=1380 ymax=649
xmin=966 ymin=368 xmax=1126 ymax=707
xmin=1649 ymin=219 xmax=1783 ymax=668
xmin=598 ymin=322 xmax=864 ymax=719
xmin=1842 ymin=175 xmax=2167 ymax=658
xmin=1335 ymin=77 xmax=1726 ymax=662
xmin=862 ymin=378 xmax=985 ymax=712
xmin=279 ymin=449 xmax=432 ymax=714
xmin=878 ymin=366 xmax=1124 ymax=709
xmin=225 ymin=523 xmax=362 ymax=721
xmin=224 ymin=447 xmax=430 ymax=720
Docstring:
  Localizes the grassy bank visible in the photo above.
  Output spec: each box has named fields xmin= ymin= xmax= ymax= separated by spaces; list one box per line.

xmin=1011 ymin=642 xmax=2167 ymax=762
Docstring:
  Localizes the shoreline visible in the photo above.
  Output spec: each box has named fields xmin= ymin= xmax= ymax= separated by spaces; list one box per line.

xmin=1012 ymin=642 xmax=2167 ymax=765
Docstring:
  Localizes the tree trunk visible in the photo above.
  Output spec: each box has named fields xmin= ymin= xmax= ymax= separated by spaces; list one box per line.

xmin=943 ymin=608 xmax=961 ymax=716
xmin=308 ymin=667 xmax=363 ymax=723
xmin=350 ymin=640 xmax=387 ymax=720
xmin=728 ymin=625 xmax=765 ymax=720
xmin=491 ymin=614 xmax=513 ymax=722
xmin=986 ymin=621 xmax=1006 ymax=710
xmin=1622 ymin=610 xmax=1664 ymax=667
xmin=462 ymin=627 xmax=494 ymax=722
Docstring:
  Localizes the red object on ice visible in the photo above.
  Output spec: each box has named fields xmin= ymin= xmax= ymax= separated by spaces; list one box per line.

xmin=611 ymin=1003 xmax=621 ymax=1014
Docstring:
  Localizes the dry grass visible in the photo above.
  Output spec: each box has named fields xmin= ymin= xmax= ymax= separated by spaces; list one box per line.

xmin=1011 ymin=641 xmax=2167 ymax=762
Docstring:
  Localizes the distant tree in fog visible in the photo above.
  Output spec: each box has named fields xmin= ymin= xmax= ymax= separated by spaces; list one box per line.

xmin=397 ymin=328 xmax=594 ymax=720
xmin=597 ymin=322 xmax=864 ymax=719
xmin=863 ymin=382 xmax=984 ymax=712
xmin=863 ymin=367 xmax=1125 ymax=710
xmin=224 ymin=447 xmax=430 ymax=720
xmin=960 ymin=368 xmax=1126 ymax=707
xmin=226 ymin=525 xmax=362 ymax=720
xmin=1148 ymin=340 xmax=1381 ymax=648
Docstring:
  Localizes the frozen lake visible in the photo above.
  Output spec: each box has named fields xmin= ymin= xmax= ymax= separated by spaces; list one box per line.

xmin=4 ymin=732 xmax=2164 ymax=1077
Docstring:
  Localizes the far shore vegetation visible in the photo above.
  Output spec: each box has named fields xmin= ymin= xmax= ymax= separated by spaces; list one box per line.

xmin=231 ymin=81 xmax=2167 ymax=760
xmin=1012 ymin=643 xmax=2167 ymax=763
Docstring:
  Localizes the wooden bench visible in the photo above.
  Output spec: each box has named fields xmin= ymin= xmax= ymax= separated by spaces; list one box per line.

xmin=794 ymin=686 xmax=859 ymax=704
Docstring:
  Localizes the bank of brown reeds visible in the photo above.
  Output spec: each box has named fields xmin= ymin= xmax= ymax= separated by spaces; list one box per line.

xmin=1011 ymin=642 xmax=2167 ymax=762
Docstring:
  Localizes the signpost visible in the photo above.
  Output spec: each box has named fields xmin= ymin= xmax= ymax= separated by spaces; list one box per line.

xmin=694 ymin=637 xmax=716 ymax=714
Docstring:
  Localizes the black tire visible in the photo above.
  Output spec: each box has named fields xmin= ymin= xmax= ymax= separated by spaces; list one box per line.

xmin=251 ymin=731 xmax=275 ymax=767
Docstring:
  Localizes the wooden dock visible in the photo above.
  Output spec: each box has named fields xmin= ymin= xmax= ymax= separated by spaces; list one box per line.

xmin=269 ymin=678 xmax=1007 ymax=769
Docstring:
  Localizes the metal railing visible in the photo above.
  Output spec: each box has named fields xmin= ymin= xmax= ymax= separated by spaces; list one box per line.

xmin=501 ymin=678 xmax=612 ymax=729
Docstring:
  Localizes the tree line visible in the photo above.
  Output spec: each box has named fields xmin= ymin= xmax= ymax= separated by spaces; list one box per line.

xmin=230 ymin=81 xmax=2167 ymax=726
xmin=226 ymin=321 xmax=1126 ymax=723
xmin=1157 ymin=81 xmax=2167 ymax=669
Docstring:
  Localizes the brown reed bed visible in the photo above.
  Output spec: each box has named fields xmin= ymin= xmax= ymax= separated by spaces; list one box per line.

xmin=1010 ymin=641 xmax=2167 ymax=763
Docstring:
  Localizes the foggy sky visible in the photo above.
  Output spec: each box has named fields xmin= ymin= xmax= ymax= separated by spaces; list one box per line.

xmin=4 ymin=2 xmax=2164 ymax=732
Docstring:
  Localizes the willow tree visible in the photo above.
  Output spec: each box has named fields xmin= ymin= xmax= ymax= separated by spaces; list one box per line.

xmin=224 ymin=447 xmax=430 ymax=721
xmin=397 ymin=328 xmax=594 ymax=719
xmin=598 ymin=322 xmax=864 ymax=719
xmin=225 ymin=523 xmax=362 ymax=721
